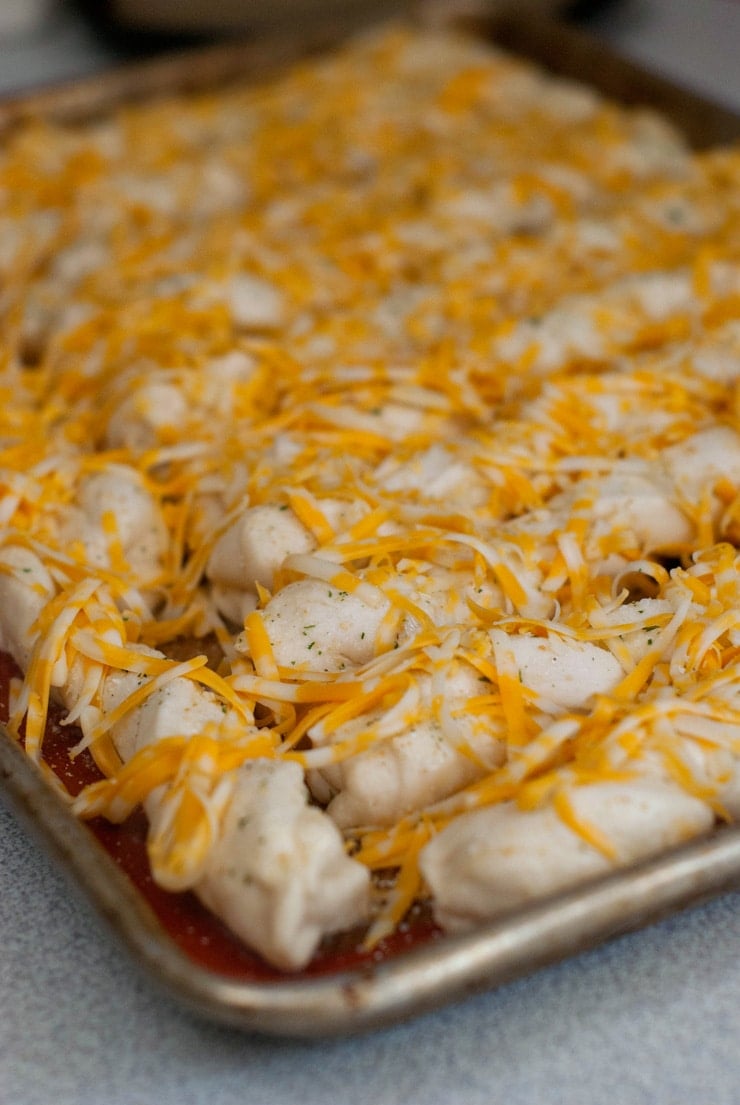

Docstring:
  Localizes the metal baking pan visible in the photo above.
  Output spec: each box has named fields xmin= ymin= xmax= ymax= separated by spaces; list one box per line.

xmin=4 ymin=727 xmax=740 ymax=1036
xmin=1 ymin=3 xmax=740 ymax=1037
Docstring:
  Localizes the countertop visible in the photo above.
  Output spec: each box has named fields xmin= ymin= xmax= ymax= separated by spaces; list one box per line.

xmin=2 ymin=2 xmax=740 ymax=1103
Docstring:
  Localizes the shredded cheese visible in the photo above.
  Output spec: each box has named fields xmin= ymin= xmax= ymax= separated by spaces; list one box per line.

xmin=1 ymin=21 xmax=740 ymax=969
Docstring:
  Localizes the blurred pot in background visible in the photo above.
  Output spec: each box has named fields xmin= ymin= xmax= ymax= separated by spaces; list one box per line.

xmin=108 ymin=0 xmax=416 ymax=36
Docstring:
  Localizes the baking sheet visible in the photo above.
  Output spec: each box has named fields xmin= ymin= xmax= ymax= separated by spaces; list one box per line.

xmin=1 ymin=3 xmax=740 ymax=1037
xmin=4 ymin=725 xmax=740 ymax=1036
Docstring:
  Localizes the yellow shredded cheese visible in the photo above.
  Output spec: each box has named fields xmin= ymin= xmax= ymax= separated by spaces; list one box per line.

xmin=2 ymin=21 xmax=740 ymax=966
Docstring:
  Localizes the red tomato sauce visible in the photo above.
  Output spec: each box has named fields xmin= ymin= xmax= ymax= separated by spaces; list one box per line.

xmin=0 ymin=650 xmax=440 ymax=980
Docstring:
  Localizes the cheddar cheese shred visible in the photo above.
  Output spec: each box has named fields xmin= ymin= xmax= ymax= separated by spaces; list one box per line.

xmin=1 ymin=23 xmax=740 ymax=970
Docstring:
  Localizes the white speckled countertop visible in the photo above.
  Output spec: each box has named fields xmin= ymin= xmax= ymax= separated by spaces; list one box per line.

xmin=2 ymin=3 xmax=740 ymax=1103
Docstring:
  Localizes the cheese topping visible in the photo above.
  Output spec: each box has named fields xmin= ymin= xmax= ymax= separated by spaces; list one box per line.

xmin=1 ymin=23 xmax=740 ymax=969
